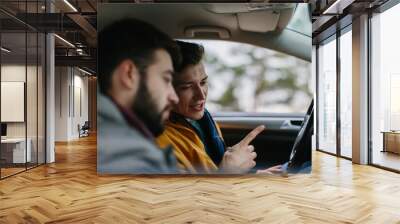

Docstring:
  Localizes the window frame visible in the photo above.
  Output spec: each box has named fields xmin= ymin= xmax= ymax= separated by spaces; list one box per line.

xmin=315 ymin=20 xmax=353 ymax=161
xmin=368 ymin=0 xmax=400 ymax=173
xmin=0 ymin=1 xmax=48 ymax=180
xmin=315 ymin=0 xmax=400 ymax=173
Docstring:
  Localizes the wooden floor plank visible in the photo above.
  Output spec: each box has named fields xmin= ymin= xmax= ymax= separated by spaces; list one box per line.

xmin=0 ymin=134 xmax=400 ymax=223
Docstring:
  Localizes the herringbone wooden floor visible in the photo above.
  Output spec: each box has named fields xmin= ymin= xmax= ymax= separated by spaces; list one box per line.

xmin=1 ymin=134 xmax=400 ymax=224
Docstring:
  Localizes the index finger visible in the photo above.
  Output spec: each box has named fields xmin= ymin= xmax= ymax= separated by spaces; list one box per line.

xmin=239 ymin=125 xmax=265 ymax=146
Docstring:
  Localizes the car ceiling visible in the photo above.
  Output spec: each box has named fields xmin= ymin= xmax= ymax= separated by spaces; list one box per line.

xmin=98 ymin=3 xmax=311 ymax=62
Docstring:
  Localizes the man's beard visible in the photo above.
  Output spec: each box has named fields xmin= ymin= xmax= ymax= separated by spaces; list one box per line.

xmin=132 ymin=79 xmax=167 ymax=137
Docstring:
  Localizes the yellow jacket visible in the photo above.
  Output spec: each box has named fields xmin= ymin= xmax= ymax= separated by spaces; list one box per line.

xmin=157 ymin=119 xmax=224 ymax=174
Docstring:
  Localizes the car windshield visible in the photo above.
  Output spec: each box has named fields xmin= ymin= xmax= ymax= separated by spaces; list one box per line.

xmin=286 ymin=4 xmax=311 ymax=37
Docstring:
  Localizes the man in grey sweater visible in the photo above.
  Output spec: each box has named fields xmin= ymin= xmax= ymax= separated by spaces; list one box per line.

xmin=97 ymin=18 xmax=181 ymax=174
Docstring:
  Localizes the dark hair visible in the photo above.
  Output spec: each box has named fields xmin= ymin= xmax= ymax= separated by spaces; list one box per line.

xmin=98 ymin=18 xmax=181 ymax=93
xmin=175 ymin=40 xmax=204 ymax=74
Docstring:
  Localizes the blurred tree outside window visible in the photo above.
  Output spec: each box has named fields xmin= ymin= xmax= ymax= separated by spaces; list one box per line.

xmin=188 ymin=40 xmax=312 ymax=113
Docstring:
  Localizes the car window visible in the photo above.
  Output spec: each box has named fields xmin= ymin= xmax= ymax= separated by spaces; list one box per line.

xmin=286 ymin=4 xmax=311 ymax=37
xmin=181 ymin=39 xmax=312 ymax=114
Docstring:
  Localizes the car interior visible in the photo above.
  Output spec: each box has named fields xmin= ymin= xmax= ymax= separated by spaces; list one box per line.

xmin=98 ymin=3 xmax=312 ymax=171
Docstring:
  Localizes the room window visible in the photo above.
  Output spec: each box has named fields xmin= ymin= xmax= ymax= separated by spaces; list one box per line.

xmin=339 ymin=28 xmax=352 ymax=158
xmin=317 ymin=36 xmax=337 ymax=154
xmin=371 ymin=3 xmax=400 ymax=171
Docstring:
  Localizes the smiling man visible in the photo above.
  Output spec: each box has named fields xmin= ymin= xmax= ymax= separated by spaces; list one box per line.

xmin=157 ymin=40 xmax=268 ymax=174
xmin=97 ymin=18 xmax=181 ymax=174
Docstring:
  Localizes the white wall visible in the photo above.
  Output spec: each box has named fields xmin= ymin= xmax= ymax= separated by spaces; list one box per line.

xmin=55 ymin=67 xmax=89 ymax=141
xmin=1 ymin=64 xmax=46 ymax=164
xmin=55 ymin=66 xmax=69 ymax=141
xmin=1 ymin=65 xmax=26 ymax=132
xmin=1 ymin=65 xmax=41 ymax=137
